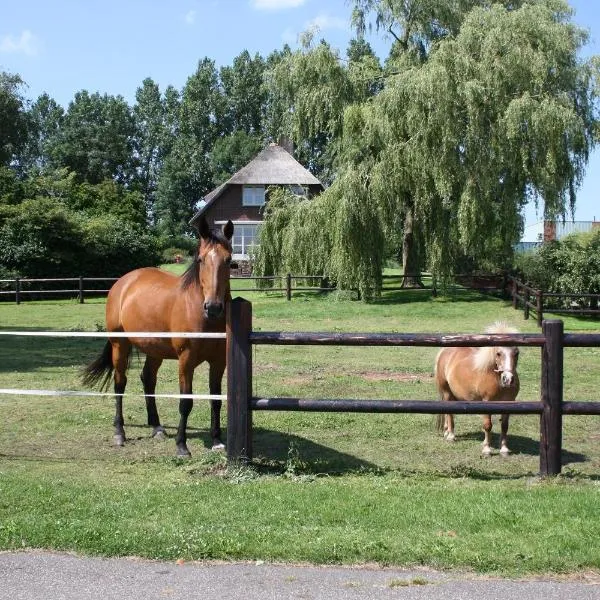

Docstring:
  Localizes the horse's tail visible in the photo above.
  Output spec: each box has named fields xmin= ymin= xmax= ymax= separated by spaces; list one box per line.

xmin=82 ymin=340 xmax=114 ymax=392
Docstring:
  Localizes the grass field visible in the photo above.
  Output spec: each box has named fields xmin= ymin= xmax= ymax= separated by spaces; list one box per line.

xmin=0 ymin=274 xmax=599 ymax=576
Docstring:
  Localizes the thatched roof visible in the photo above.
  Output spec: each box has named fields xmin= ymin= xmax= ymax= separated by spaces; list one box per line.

xmin=190 ymin=144 xmax=323 ymax=223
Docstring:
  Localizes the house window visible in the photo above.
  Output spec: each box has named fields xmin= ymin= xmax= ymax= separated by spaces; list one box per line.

xmin=231 ymin=223 xmax=262 ymax=258
xmin=242 ymin=185 xmax=265 ymax=206
xmin=288 ymin=184 xmax=307 ymax=197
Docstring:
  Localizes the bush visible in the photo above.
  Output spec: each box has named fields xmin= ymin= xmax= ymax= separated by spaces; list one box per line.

xmin=515 ymin=230 xmax=600 ymax=295
xmin=161 ymin=247 xmax=191 ymax=264
xmin=0 ymin=198 xmax=161 ymax=278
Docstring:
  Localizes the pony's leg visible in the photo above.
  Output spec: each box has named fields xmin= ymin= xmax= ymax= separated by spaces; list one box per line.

xmin=444 ymin=414 xmax=455 ymax=442
xmin=209 ymin=360 xmax=226 ymax=450
xmin=175 ymin=358 xmax=194 ymax=457
xmin=440 ymin=391 xmax=455 ymax=442
xmin=140 ymin=356 xmax=166 ymax=439
xmin=112 ymin=340 xmax=131 ymax=447
xmin=482 ymin=414 xmax=493 ymax=455
xmin=500 ymin=414 xmax=510 ymax=456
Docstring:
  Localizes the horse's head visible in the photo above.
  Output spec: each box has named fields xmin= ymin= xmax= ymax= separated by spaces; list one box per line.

xmin=196 ymin=216 xmax=234 ymax=320
xmin=493 ymin=346 xmax=519 ymax=388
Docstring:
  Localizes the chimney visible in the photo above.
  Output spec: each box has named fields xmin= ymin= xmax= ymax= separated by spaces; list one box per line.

xmin=277 ymin=135 xmax=294 ymax=155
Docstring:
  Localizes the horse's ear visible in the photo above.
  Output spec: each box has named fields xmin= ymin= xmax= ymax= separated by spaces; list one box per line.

xmin=197 ymin=216 xmax=210 ymax=240
xmin=223 ymin=220 xmax=234 ymax=241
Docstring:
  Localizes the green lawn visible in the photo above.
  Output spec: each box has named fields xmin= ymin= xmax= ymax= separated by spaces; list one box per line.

xmin=0 ymin=280 xmax=599 ymax=576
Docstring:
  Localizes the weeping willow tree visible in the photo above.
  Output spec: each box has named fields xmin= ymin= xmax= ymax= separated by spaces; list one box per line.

xmin=255 ymin=0 xmax=598 ymax=299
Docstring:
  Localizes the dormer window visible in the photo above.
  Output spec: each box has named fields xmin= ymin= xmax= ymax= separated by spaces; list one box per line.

xmin=242 ymin=185 xmax=265 ymax=206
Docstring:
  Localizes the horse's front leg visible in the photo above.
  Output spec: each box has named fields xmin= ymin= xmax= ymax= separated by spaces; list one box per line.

xmin=499 ymin=414 xmax=510 ymax=456
xmin=209 ymin=360 xmax=226 ymax=450
xmin=175 ymin=358 xmax=194 ymax=457
xmin=482 ymin=413 xmax=493 ymax=455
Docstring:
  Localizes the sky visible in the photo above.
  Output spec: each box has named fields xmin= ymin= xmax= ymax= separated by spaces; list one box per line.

xmin=1 ymin=0 xmax=599 ymax=235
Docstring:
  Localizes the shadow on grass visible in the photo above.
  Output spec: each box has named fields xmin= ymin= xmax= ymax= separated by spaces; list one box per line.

xmin=0 ymin=326 xmax=102 ymax=373
xmin=372 ymin=288 xmax=509 ymax=306
xmin=455 ymin=431 xmax=588 ymax=464
xmin=250 ymin=426 xmax=379 ymax=475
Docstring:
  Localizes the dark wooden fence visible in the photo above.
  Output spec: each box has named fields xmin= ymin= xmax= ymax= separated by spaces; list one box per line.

xmin=226 ymin=298 xmax=600 ymax=476
xmin=508 ymin=276 xmax=600 ymax=326
xmin=1 ymin=272 xmax=507 ymax=304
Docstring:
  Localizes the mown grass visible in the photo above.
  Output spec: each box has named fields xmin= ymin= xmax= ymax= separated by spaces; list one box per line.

xmin=0 ymin=279 xmax=599 ymax=576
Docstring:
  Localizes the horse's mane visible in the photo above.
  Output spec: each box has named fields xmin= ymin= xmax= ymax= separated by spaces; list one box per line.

xmin=180 ymin=229 xmax=232 ymax=291
xmin=473 ymin=321 xmax=519 ymax=372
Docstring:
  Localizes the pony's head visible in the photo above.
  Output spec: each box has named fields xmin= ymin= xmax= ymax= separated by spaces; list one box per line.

xmin=184 ymin=216 xmax=234 ymax=320
xmin=474 ymin=322 xmax=520 ymax=388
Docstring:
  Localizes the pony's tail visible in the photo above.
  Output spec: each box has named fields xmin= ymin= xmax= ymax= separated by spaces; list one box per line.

xmin=82 ymin=341 xmax=114 ymax=392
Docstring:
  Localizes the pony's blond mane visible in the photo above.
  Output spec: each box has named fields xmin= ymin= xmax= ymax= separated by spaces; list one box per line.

xmin=473 ymin=321 xmax=519 ymax=372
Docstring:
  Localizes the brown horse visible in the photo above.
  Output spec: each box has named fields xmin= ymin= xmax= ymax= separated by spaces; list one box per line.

xmin=434 ymin=322 xmax=520 ymax=456
xmin=83 ymin=216 xmax=234 ymax=457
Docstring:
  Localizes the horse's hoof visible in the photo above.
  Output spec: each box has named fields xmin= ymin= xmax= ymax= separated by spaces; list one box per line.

xmin=500 ymin=446 xmax=511 ymax=456
xmin=113 ymin=434 xmax=125 ymax=447
xmin=176 ymin=445 xmax=191 ymax=458
xmin=445 ymin=433 xmax=456 ymax=442
xmin=212 ymin=441 xmax=225 ymax=451
xmin=481 ymin=445 xmax=492 ymax=456
xmin=152 ymin=426 xmax=167 ymax=440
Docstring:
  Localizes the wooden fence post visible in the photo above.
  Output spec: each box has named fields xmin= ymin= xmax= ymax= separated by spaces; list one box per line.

xmin=226 ymin=297 xmax=253 ymax=464
xmin=524 ymin=287 xmax=530 ymax=320
xmin=79 ymin=276 xmax=85 ymax=304
xmin=15 ymin=278 xmax=21 ymax=305
xmin=540 ymin=319 xmax=563 ymax=476
xmin=286 ymin=273 xmax=292 ymax=301
xmin=536 ymin=290 xmax=543 ymax=327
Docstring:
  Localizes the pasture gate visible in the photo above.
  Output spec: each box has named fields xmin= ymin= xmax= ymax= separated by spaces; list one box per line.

xmin=226 ymin=298 xmax=600 ymax=476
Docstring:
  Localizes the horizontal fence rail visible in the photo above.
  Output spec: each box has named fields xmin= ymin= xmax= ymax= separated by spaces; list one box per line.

xmin=227 ymin=298 xmax=600 ymax=476
xmin=508 ymin=276 xmax=600 ymax=325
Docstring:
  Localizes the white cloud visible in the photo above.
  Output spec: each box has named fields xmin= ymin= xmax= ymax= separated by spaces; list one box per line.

xmin=185 ymin=10 xmax=197 ymax=25
xmin=0 ymin=30 xmax=39 ymax=56
xmin=306 ymin=14 xmax=348 ymax=32
xmin=251 ymin=0 xmax=306 ymax=10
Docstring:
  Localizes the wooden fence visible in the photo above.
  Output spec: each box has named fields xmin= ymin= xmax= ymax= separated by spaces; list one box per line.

xmin=0 ymin=272 xmax=506 ymax=304
xmin=0 ymin=275 xmax=336 ymax=303
xmin=226 ymin=298 xmax=600 ymax=476
xmin=508 ymin=276 xmax=600 ymax=326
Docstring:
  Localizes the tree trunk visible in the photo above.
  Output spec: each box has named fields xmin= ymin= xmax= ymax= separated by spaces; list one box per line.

xmin=401 ymin=206 xmax=423 ymax=288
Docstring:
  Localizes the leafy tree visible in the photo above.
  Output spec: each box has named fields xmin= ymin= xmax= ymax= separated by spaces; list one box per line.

xmin=51 ymin=91 xmax=136 ymax=184
xmin=155 ymin=59 xmax=223 ymax=236
xmin=220 ymin=50 xmax=267 ymax=135
xmin=0 ymin=72 xmax=31 ymax=167
xmin=256 ymin=0 xmax=598 ymax=299
xmin=264 ymin=36 xmax=381 ymax=184
xmin=19 ymin=93 xmax=64 ymax=174
xmin=133 ymin=78 xmax=170 ymax=223
xmin=209 ymin=130 xmax=262 ymax=185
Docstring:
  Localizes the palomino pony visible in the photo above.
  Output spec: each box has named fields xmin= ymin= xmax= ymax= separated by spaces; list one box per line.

xmin=434 ymin=322 xmax=520 ymax=456
xmin=83 ymin=216 xmax=234 ymax=457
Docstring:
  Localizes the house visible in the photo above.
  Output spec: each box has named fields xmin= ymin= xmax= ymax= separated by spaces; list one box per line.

xmin=189 ymin=143 xmax=324 ymax=263
xmin=516 ymin=219 xmax=600 ymax=252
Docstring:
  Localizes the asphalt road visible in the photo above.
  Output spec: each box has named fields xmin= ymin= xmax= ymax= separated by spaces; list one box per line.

xmin=1 ymin=551 xmax=599 ymax=600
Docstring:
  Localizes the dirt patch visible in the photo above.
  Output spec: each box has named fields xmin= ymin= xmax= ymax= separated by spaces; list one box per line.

xmin=360 ymin=372 xmax=433 ymax=383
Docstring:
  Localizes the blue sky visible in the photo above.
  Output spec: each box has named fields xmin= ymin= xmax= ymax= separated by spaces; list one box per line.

xmin=1 ymin=0 xmax=598 ymax=231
